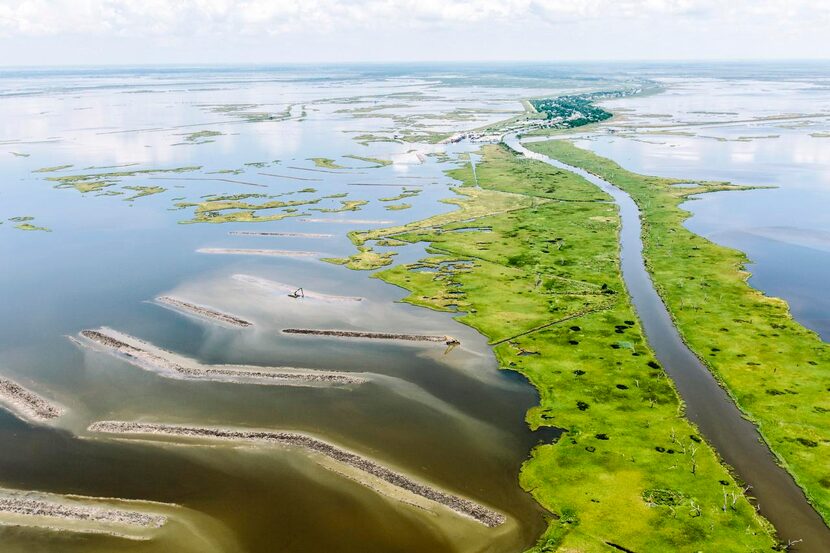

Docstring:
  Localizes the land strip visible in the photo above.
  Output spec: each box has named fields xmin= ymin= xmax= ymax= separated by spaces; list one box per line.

xmin=0 ymin=488 xmax=167 ymax=540
xmin=196 ymin=248 xmax=320 ymax=257
xmin=283 ymin=329 xmax=455 ymax=343
xmin=526 ymin=139 xmax=830 ymax=526
xmin=0 ymin=376 xmax=64 ymax=422
xmin=334 ymin=143 xmax=776 ymax=550
xmin=77 ymin=328 xmax=363 ymax=386
xmin=228 ymin=231 xmax=333 ymax=238
xmin=88 ymin=421 xmax=504 ymax=527
xmin=155 ymin=296 xmax=253 ymax=328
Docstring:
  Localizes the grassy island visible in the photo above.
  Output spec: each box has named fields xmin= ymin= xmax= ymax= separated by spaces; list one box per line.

xmin=339 ymin=144 xmax=776 ymax=551
xmin=526 ymin=139 xmax=830 ymax=526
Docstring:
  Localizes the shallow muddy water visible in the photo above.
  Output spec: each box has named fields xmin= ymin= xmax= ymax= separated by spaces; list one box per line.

xmin=2 ymin=63 xmax=829 ymax=552
xmin=0 ymin=65 xmax=609 ymax=552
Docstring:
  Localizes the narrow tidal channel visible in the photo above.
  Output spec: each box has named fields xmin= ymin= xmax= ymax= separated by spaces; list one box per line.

xmin=506 ymin=135 xmax=830 ymax=552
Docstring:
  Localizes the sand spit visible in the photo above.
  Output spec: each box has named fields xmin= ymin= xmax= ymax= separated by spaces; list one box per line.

xmin=78 ymin=328 xmax=364 ymax=386
xmin=232 ymin=274 xmax=363 ymax=302
xmin=197 ymin=248 xmax=320 ymax=257
xmin=0 ymin=377 xmax=64 ymax=422
xmin=301 ymin=218 xmax=393 ymax=225
xmin=228 ymin=231 xmax=334 ymax=238
xmin=0 ymin=488 xmax=166 ymax=540
xmin=156 ymin=296 xmax=253 ymax=328
xmin=88 ymin=421 xmax=505 ymax=527
xmin=283 ymin=329 xmax=457 ymax=344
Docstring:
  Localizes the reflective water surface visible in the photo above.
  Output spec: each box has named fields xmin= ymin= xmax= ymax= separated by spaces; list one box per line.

xmin=1 ymin=63 xmax=829 ymax=551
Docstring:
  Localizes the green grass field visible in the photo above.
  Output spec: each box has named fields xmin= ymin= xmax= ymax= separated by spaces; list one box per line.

xmin=339 ymin=144 xmax=776 ymax=551
xmin=526 ymin=139 xmax=830 ymax=527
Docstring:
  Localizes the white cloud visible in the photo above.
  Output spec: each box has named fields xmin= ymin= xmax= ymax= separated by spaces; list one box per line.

xmin=0 ymin=0 xmax=826 ymax=38
xmin=0 ymin=0 xmax=827 ymax=64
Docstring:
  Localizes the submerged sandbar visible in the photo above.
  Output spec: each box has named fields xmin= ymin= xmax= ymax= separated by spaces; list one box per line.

xmin=233 ymin=274 xmax=363 ymax=302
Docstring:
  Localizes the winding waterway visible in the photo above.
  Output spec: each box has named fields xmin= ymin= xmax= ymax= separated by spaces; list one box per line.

xmin=505 ymin=134 xmax=830 ymax=552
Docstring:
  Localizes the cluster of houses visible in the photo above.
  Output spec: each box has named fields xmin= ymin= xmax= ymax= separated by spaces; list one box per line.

xmin=440 ymin=88 xmax=643 ymax=145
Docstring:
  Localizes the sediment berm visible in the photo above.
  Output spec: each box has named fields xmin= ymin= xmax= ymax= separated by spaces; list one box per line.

xmin=89 ymin=421 xmax=504 ymax=527
xmin=283 ymin=329 xmax=457 ymax=344
xmin=197 ymin=247 xmax=320 ymax=257
xmin=228 ymin=231 xmax=333 ymax=238
xmin=0 ymin=376 xmax=64 ymax=421
xmin=79 ymin=329 xmax=363 ymax=385
xmin=156 ymin=296 xmax=253 ymax=327
xmin=0 ymin=491 xmax=166 ymax=529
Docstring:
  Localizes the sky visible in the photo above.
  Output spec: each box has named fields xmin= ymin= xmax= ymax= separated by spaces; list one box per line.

xmin=0 ymin=0 xmax=829 ymax=66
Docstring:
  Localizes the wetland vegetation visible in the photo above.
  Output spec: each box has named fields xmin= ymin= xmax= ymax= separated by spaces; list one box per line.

xmin=337 ymin=143 xmax=777 ymax=551
xmin=527 ymin=139 xmax=830 ymax=527
xmin=527 ymin=90 xmax=639 ymax=129
xmin=4 ymin=64 xmax=829 ymax=553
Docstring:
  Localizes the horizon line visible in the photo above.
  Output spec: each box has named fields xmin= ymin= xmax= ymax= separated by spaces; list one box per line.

xmin=1 ymin=58 xmax=830 ymax=71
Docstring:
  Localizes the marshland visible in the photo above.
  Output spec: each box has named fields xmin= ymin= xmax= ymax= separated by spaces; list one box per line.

xmin=1 ymin=63 xmax=829 ymax=553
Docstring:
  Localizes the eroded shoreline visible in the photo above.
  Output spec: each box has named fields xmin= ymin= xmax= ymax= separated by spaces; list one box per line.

xmin=88 ymin=421 xmax=505 ymax=527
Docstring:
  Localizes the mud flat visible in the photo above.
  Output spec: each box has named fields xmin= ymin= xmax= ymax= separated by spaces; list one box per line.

xmin=88 ymin=421 xmax=504 ymax=527
xmin=196 ymin=248 xmax=320 ymax=258
xmin=77 ymin=328 xmax=364 ymax=386
xmin=228 ymin=231 xmax=334 ymax=238
xmin=283 ymin=329 xmax=456 ymax=344
xmin=155 ymin=296 xmax=253 ymax=328
xmin=233 ymin=274 xmax=363 ymax=302
xmin=0 ymin=376 xmax=64 ymax=422
xmin=0 ymin=488 xmax=166 ymax=540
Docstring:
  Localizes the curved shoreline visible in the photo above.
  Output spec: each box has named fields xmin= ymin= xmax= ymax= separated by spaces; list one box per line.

xmin=77 ymin=328 xmax=364 ymax=386
xmin=88 ymin=421 xmax=506 ymax=528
